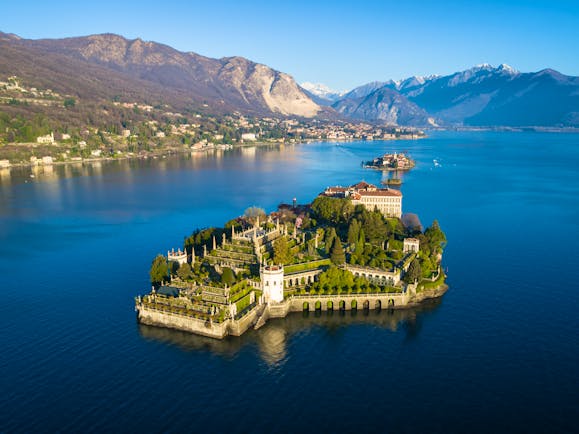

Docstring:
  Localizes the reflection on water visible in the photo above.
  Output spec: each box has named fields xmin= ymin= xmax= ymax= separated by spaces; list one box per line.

xmin=138 ymin=298 xmax=443 ymax=365
xmin=2 ymin=132 xmax=579 ymax=432
xmin=0 ymin=168 xmax=10 ymax=186
xmin=0 ymin=146 xmax=289 ymax=188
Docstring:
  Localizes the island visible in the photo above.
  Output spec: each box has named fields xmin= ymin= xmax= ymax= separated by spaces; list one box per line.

xmin=135 ymin=181 xmax=447 ymax=339
xmin=363 ymin=152 xmax=415 ymax=171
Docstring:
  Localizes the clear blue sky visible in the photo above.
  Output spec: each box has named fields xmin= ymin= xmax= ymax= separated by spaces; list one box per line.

xmin=2 ymin=0 xmax=578 ymax=90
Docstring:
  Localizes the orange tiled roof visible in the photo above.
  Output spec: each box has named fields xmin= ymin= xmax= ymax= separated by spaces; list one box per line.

xmin=356 ymin=189 xmax=402 ymax=197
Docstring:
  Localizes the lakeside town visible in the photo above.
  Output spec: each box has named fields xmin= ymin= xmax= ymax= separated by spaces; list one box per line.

xmin=136 ymin=181 xmax=447 ymax=339
xmin=0 ymin=76 xmax=425 ymax=169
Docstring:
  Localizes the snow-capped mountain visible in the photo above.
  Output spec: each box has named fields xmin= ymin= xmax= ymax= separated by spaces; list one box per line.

xmin=443 ymin=63 xmax=519 ymax=88
xmin=300 ymin=82 xmax=346 ymax=104
xmin=331 ymin=64 xmax=579 ymax=127
xmin=341 ymin=75 xmax=439 ymax=101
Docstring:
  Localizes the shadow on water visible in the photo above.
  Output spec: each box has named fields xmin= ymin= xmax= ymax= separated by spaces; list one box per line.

xmin=137 ymin=297 xmax=443 ymax=364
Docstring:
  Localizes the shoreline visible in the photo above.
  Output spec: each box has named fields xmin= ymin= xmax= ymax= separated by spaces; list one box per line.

xmin=136 ymin=283 xmax=448 ymax=340
xmin=0 ymin=135 xmax=428 ymax=171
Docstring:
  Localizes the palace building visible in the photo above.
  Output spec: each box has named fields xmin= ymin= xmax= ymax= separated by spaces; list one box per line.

xmin=321 ymin=181 xmax=403 ymax=218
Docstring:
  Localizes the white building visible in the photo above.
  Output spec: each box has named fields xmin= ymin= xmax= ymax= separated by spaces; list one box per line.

xmin=261 ymin=265 xmax=284 ymax=303
xmin=241 ymin=133 xmax=257 ymax=141
xmin=403 ymin=238 xmax=420 ymax=253
xmin=323 ymin=181 xmax=402 ymax=218
xmin=41 ymin=156 xmax=53 ymax=165
xmin=36 ymin=133 xmax=55 ymax=144
xmin=168 ymin=248 xmax=188 ymax=265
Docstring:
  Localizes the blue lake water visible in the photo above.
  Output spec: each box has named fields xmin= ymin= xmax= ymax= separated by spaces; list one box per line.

xmin=0 ymin=131 xmax=578 ymax=433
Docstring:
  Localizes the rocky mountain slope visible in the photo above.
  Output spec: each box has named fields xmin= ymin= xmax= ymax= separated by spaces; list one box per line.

xmin=0 ymin=32 xmax=321 ymax=118
xmin=333 ymin=87 xmax=436 ymax=126
xmin=2 ymin=31 xmax=576 ymax=128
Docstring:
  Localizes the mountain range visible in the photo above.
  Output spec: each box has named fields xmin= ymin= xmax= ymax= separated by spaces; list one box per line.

xmin=1 ymin=31 xmax=578 ymax=128
xmin=327 ymin=64 xmax=579 ymax=127
xmin=0 ymin=32 xmax=322 ymax=119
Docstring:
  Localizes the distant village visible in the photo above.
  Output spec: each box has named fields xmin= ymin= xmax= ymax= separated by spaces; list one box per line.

xmin=0 ymin=76 xmax=425 ymax=169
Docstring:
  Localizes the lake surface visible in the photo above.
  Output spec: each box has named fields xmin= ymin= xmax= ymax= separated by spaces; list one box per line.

xmin=0 ymin=131 xmax=578 ymax=433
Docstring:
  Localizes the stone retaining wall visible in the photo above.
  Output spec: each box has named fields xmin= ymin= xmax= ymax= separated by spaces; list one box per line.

xmin=137 ymin=306 xmax=229 ymax=339
xmin=137 ymin=284 xmax=448 ymax=339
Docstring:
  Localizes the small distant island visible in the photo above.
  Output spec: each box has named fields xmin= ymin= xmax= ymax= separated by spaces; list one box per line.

xmin=363 ymin=152 xmax=415 ymax=171
xmin=135 ymin=181 xmax=447 ymax=339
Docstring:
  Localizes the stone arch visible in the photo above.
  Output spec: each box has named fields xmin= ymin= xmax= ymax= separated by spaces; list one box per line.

xmin=388 ymin=299 xmax=395 ymax=307
xmin=303 ymin=301 xmax=309 ymax=311
xmin=351 ymin=299 xmax=357 ymax=309
xmin=327 ymin=300 xmax=333 ymax=310
xmin=375 ymin=299 xmax=382 ymax=310
xmin=339 ymin=300 xmax=346 ymax=311
xmin=315 ymin=300 xmax=322 ymax=311
xmin=363 ymin=300 xmax=370 ymax=310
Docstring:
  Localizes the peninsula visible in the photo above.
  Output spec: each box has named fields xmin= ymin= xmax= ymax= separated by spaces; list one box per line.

xmin=135 ymin=182 xmax=447 ymax=339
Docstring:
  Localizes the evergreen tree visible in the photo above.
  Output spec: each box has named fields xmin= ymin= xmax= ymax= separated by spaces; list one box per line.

xmin=325 ymin=227 xmax=336 ymax=255
xmin=149 ymin=254 xmax=168 ymax=286
xmin=355 ymin=228 xmax=365 ymax=255
xmin=273 ymin=235 xmax=292 ymax=265
xmin=347 ymin=219 xmax=360 ymax=246
xmin=330 ymin=237 xmax=346 ymax=265
xmin=169 ymin=261 xmax=179 ymax=276
xmin=177 ymin=262 xmax=192 ymax=280
xmin=424 ymin=220 xmax=447 ymax=261
xmin=425 ymin=220 xmax=446 ymax=245
xmin=221 ymin=267 xmax=236 ymax=285
xmin=404 ymin=259 xmax=422 ymax=283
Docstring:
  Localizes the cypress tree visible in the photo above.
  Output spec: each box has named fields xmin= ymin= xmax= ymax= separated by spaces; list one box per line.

xmin=355 ymin=228 xmax=365 ymax=255
xmin=347 ymin=219 xmax=360 ymax=245
xmin=404 ymin=259 xmax=422 ymax=283
xmin=325 ymin=227 xmax=336 ymax=255
xmin=330 ymin=237 xmax=346 ymax=265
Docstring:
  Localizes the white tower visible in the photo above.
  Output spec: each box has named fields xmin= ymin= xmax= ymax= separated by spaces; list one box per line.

xmin=260 ymin=265 xmax=284 ymax=303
